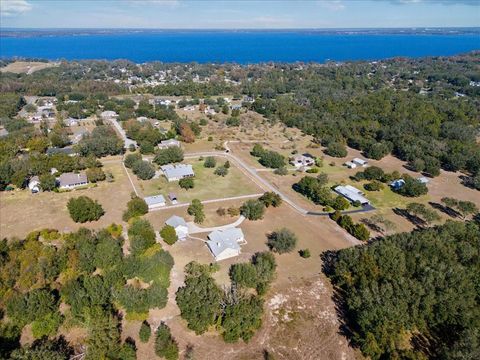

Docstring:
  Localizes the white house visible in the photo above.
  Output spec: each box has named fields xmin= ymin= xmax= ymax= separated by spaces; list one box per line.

xmin=352 ymin=158 xmax=368 ymax=167
xmin=165 ymin=215 xmax=189 ymax=240
xmin=58 ymin=172 xmax=88 ymax=190
xmin=290 ymin=154 xmax=315 ymax=169
xmin=28 ymin=176 xmax=41 ymax=193
xmin=207 ymin=228 xmax=245 ymax=261
xmin=144 ymin=194 xmax=166 ymax=210
xmin=334 ymin=185 xmax=370 ymax=205
xmin=160 ymin=164 xmax=195 ymax=182
xmin=100 ymin=110 xmax=118 ymax=120
xmin=158 ymin=139 xmax=181 ymax=149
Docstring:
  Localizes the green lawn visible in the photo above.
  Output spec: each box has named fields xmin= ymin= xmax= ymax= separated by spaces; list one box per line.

xmin=139 ymin=158 xmax=261 ymax=203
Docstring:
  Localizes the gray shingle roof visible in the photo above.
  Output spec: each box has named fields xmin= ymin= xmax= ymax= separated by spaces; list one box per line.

xmin=58 ymin=172 xmax=87 ymax=187
xmin=207 ymin=228 xmax=243 ymax=258
xmin=144 ymin=195 xmax=166 ymax=206
xmin=165 ymin=215 xmax=187 ymax=228
xmin=160 ymin=164 xmax=194 ymax=180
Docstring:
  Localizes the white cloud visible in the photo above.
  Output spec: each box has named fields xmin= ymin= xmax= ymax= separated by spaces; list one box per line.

xmin=0 ymin=0 xmax=32 ymax=16
xmin=126 ymin=0 xmax=180 ymax=8
xmin=319 ymin=0 xmax=345 ymax=11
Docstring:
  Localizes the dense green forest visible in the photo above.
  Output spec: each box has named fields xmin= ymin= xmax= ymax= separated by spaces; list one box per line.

xmin=0 ymin=220 xmax=173 ymax=359
xmin=324 ymin=220 xmax=480 ymax=360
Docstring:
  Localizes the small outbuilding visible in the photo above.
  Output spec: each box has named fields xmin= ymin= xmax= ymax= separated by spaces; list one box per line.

xmin=168 ymin=192 xmax=178 ymax=204
xmin=165 ymin=215 xmax=189 ymax=240
xmin=158 ymin=139 xmax=181 ymax=149
xmin=144 ymin=194 xmax=166 ymax=210
xmin=352 ymin=158 xmax=368 ymax=167
xmin=344 ymin=161 xmax=357 ymax=169
xmin=28 ymin=176 xmax=41 ymax=193
xmin=390 ymin=179 xmax=406 ymax=190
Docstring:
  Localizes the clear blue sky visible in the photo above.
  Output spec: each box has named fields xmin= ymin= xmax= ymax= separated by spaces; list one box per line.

xmin=1 ymin=0 xmax=479 ymax=29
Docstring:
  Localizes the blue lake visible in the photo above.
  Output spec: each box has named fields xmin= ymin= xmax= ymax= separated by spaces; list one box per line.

xmin=1 ymin=31 xmax=479 ymax=63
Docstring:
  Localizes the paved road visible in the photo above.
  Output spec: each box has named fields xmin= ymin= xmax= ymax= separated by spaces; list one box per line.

xmin=185 ymin=151 xmax=310 ymax=215
xmin=148 ymin=193 xmax=263 ymax=212
xmin=108 ymin=118 xmax=137 ymax=149
xmin=186 ymin=142 xmax=376 ymax=218
xmin=187 ymin=215 xmax=246 ymax=234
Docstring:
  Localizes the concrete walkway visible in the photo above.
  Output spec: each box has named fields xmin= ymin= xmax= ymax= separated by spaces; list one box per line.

xmin=187 ymin=215 xmax=246 ymax=234
xmin=148 ymin=193 xmax=263 ymax=212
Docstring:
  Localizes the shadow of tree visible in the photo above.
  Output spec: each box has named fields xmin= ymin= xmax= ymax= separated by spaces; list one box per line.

xmin=428 ymin=201 xmax=460 ymax=218
xmin=393 ymin=207 xmax=426 ymax=227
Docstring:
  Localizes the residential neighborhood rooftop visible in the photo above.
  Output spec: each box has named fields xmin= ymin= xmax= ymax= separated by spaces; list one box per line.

xmin=166 ymin=215 xmax=187 ymax=228
xmin=144 ymin=194 xmax=166 ymax=207
xmin=160 ymin=164 xmax=194 ymax=181
xmin=58 ymin=172 xmax=88 ymax=188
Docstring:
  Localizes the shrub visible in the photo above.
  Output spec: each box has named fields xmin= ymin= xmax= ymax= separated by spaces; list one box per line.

xmin=216 ymin=207 xmax=226 ymax=216
xmin=214 ymin=166 xmax=228 ymax=176
xmin=330 ymin=210 xmax=342 ymax=222
xmin=154 ymin=146 xmax=184 ymax=166
xmin=39 ymin=173 xmax=57 ymax=191
xmin=179 ymin=177 xmax=194 ymax=190
xmin=306 ymin=167 xmax=319 ymax=173
xmin=187 ymin=199 xmax=205 ymax=224
xmin=86 ymin=167 xmax=106 ymax=183
xmin=240 ymin=200 xmax=265 ymax=220
xmin=229 ymin=263 xmax=257 ymax=288
xmin=132 ymin=160 xmax=155 ymax=180
xmin=123 ymin=196 xmax=148 ymax=221
xmin=124 ymin=153 xmax=142 ymax=168
xmin=299 ymin=249 xmax=311 ymax=258
xmin=267 ymin=228 xmax=297 ymax=254
xmin=128 ymin=218 xmax=156 ymax=255
xmin=227 ymin=207 xmax=240 ymax=217
xmin=325 ymin=142 xmax=347 ymax=157
xmin=332 ymin=195 xmax=350 ymax=211
xmin=154 ymin=323 xmax=178 ymax=360
xmin=364 ymin=180 xmax=384 ymax=192
xmin=226 ymin=117 xmax=240 ymax=127
xmin=139 ymin=321 xmax=151 ymax=343
xmin=67 ymin=196 xmax=104 ymax=223
xmin=204 ymin=156 xmax=216 ymax=168
xmin=274 ymin=167 xmax=288 ymax=175
xmin=160 ymin=225 xmax=178 ymax=245
xmin=31 ymin=312 xmax=63 ymax=338
xmin=363 ymin=166 xmax=385 ymax=181
xmin=258 ymin=192 xmax=282 ymax=208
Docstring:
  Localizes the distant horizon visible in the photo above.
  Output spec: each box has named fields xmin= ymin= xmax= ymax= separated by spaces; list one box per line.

xmin=2 ymin=26 xmax=480 ymax=30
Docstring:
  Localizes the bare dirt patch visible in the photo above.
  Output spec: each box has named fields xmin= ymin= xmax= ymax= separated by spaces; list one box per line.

xmin=1 ymin=61 xmax=59 ymax=74
xmin=0 ymin=160 xmax=132 ymax=239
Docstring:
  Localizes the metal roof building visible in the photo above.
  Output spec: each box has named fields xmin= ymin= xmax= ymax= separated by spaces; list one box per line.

xmin=334 ymin=185 xmax=370 ymax=205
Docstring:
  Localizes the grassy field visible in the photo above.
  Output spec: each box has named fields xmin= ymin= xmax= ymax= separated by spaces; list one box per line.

xmin=136 ymin=157 xmax=262 ymax=202
xmin=1 ymin=61 xmax=59 ymax=74
xmin=0 ymin=160 xmax=132 ymax=239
